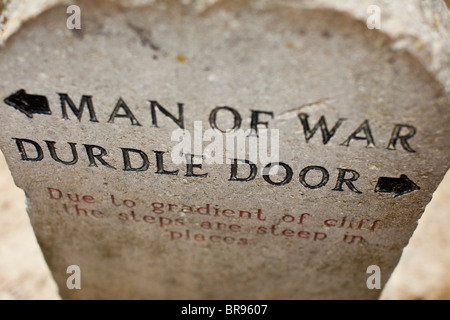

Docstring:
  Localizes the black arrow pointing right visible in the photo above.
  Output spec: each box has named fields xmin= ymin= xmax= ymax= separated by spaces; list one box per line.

xmin=4 ymin=89 xmax=51 ymax=118
xmin=375 ymin=175 xmax=420 ymax=198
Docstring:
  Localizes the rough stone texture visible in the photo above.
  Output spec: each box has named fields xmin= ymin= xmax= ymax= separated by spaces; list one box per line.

xmin=0 ymin=0 xmax=449 ymax=299
xmin=2 ymin=155 xmax=450 ymax=300
xmin=2 ymin=0 xmax=449 ymax=96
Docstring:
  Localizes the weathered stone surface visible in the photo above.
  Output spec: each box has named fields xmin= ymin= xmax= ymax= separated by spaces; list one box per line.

xmin=0 ymin=0 xmax=449 ymax=299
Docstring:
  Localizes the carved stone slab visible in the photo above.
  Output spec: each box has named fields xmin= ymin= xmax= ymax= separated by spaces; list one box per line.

xmin=0 ymin=0 xmax=449 ymax=299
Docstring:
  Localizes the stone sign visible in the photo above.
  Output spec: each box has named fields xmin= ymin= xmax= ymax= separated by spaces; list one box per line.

xmin=0 ymin=0 xmax=449 ymax=299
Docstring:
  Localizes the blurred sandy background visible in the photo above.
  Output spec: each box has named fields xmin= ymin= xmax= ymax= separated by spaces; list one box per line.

xmin=0 ymin=0 xmax=449 ymax=301
xmin=0 ymin=152 xmax=59 ymax=299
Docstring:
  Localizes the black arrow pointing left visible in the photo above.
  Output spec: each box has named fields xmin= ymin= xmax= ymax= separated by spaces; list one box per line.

xmin=4 ymin=89 xmax=51 ymax=118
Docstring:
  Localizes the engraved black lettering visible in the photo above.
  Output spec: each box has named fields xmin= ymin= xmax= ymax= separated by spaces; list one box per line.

xmin=154 ymin=151 xmax=179 ymax=175
xmin=250 ymin=110 xmax=274 ymax=136
xmin=83 ymin=144 xmax=116 ymax=169
xmin=149 ymin=100 xmax=184 ymax=129
xmin=229 ymin=159 xmax=257 ymax=182
xmin=341 ymin=120 xmax=375 ymax=148
xmin=333 ymin=168 xmax=362 ymax=194
xmin=209 ymin=107 xmax=241 ymax=133
xmin=121 ymin=148 xmax=149 ymax=172
xmin=298 ymin=114 xmax=345 ymax=144
xmin=13 ymin=138 xmax=44 ymax=162
xmin=262 ymin=162 xmax=293 ymax=186
xmin=58 ymin=93 xmax=98 ymax=122
xmin=108 ymin=98 xmax=141 ymax=126
xmin=299 ymin=166 xmax=329 ymax=189
xmin=185 ymin=154 xmax=208 ymax=178
xmin=45 ymin=141 xmax=78 ymax=165
xmin=387 ymin=124 xmax=416 ymax=153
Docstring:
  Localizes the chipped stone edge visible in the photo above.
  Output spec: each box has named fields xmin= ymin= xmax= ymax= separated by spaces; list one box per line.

xmin=308 ymin=0 xmax=450 ymax=98
xmin=0 ymin=0 xmax=64 ymax=45
xmin=269 ymin=0 xmax=450 ymax=98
